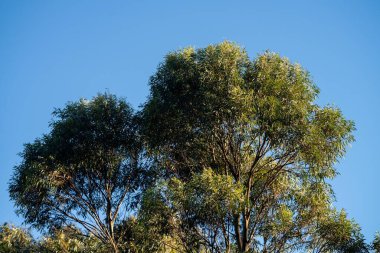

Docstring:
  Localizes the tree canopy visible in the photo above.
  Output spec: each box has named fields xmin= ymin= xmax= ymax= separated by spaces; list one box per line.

xmin=141 ymin=42 xmax=359 ymax=252
xmin=8 ymin=42 xmax=374 ymax=253
xmin=9 ymin=94 xmax=144 ymax=253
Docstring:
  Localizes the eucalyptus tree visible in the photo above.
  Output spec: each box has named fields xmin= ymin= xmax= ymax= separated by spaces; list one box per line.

xmin=142 ymin=42 xmax=359 ymax=252
xmin=9 ymin=94 xmax=144 ymax=253
xmin=8 ymin=42 xmax=366 ymax=253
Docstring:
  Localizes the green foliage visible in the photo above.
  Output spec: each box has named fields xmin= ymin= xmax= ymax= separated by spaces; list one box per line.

xmin=39 ymin=226 xmax=109 ymax=253
xmin=0 ymin=223 xmax=36 ymax=253
xmin=115 ymin=217 xmax=174 ymax=253
xmin=142 ymin=41 xmax=356 ymax=252
xmin=0 ymin=223 xmax=110 ymax=253
xmin=169 ymin=168 xmax=245 ymax=220
xmin=310 ymin=209 xmax=368 ymax=252
xmin=114 ymin=187 xmax=185 ymax=253
xmin=8 ymin=42 xmax=367 ymax=253
xmin=373 ymin=232 xmax=380 ymax=253
xmin=9 ymin=93 xmax=143 ymax=252
xmin=166 ymin=169 xmax=245 ymax=251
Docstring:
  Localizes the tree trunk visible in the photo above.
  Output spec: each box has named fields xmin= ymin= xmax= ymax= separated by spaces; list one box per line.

xmin=234 ymin=212 xmax=251 ymax=252
xmin=111 ymin=241 xmax=119 ymax=253
xmin=242 ymin=212 xmax=250 ymax=252
xmin=106 ymin=195 xmax=118 ymax=253
xmin=234 ymin=214 xmax=243 ymax=251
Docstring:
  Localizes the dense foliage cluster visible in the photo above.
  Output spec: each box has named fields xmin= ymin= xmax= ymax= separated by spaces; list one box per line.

xmin=7 ymin=42 xmax=377 ymax=252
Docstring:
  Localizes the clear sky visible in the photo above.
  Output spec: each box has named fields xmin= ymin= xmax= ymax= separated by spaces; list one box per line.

xmin=0 ymin=0 xmax=379 ymax=242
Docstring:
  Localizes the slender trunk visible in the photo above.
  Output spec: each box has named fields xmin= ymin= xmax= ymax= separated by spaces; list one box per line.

xmin=106 ymin=198 xmax=114 ymax=237
xmin=106 ymin=196 xmax=118 ymax=253
xmin=111 ymin=240 xmax=119 ymax=253
xmin=226 ymin=242 xmax=230 ymax=253
xmin=241 ymin=176 xmax=252 ymax=252
xmin=242 ymin=212 xmax=250 ymax=252
xmin=234 ymin=214 xmax=243 ymax=251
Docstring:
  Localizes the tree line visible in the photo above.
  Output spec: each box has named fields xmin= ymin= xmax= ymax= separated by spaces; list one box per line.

xmin=4 ymin=42 xmax=379 ymax=252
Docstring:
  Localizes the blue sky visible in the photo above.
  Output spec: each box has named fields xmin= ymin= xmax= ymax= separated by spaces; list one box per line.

xmin=0 ymin=0 xmax=379 ymax=241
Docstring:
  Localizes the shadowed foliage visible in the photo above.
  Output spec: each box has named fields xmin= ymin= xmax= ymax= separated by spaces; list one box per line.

xmin=9 ymin=94 xmax=145 ymax=253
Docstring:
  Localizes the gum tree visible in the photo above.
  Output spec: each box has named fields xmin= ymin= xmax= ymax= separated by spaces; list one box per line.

xmin=9 ymin=94 xmax=143 ymax=253
xmin=142 ymin=42 xmax=360 ymax=252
